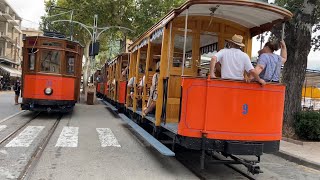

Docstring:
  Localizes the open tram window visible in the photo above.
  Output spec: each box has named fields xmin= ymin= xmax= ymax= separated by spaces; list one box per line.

xmin=27 ymin=48 xmax=38 ymax=71
xmin=172 ymin=34 xmax=193 ymax=68
xmin=198 ymin=34 xmax=219 ymax=76
xmin=40 ymin=50 xmax=61 ymax=73
xmin=66 ymin=52 xmax=76 ymax=75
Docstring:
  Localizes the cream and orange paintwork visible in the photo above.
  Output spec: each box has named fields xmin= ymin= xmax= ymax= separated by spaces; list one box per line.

xmin=118 ymin=81 xmax=127 ymax=104
xmin=178 ymin=77 xmax=285 ymax=141
xmin=23 ymin=74 xmax=75 ymax=101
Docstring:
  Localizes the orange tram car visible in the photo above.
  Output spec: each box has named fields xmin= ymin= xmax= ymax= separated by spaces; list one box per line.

xmin=21 ymin=35 xmax=83 ymax=112
xmin=96 ymin=0 xmax=292 ymax=174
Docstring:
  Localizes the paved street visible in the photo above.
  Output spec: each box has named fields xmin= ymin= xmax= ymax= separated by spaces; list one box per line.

xmin=0 ymin=91 xmax=22 ymax=120
xmin=0 ymin=103 xmax=197 ymax=180
xmin=0 ymin=99 xmax=319 ymax=179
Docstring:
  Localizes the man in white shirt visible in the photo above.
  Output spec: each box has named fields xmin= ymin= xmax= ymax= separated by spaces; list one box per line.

xmin=210 ymin=34 xmax=265 ymax=86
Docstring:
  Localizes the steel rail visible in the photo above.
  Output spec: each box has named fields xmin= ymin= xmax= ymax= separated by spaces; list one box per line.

xmin=0 ymin=112 xmax=42 ymax=145
xmin=19 ymin=113 xmax=64 ymax=180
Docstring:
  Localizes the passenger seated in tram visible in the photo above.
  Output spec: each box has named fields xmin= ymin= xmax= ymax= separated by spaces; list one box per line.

xmin=142 ymin=61 xmax=160 ymax=117
xmin=210 ymin=34 xmax=266 ymax=86
xmin=251 ymin=40 xmax=287 ymax=83
xmin=127 ymin=76 xmax=136 ymax=99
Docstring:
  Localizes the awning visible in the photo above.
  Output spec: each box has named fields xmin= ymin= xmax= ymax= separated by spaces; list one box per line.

xmin=0 ymin=64 xmax=21 ymax=77
xmin=0 ymin=57 xmax=20 ymax=65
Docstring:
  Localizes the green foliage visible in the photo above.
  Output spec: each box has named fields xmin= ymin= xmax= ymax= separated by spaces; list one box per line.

xmin=295 ymin=111 xmax=320 ymax=141
xmin=42 ymin=0 xmax=185 ymax=60
xmin=132 ymin=0 xmax=185 ymax=38
xmin=274 ymin=0 xmax=320 ymax=50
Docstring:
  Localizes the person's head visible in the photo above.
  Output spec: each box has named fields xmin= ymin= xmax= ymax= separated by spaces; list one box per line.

xmin=155 ymin=61 xmax=160 ymax=73
xmin=259 ymin=41 xmax=279 ymax=55
xmin=226 ymin=34 xmax=245 ymax=49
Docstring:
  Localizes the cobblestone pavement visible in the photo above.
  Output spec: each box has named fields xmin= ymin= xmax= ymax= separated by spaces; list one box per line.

xmin=0 ymin=91 xmax=21 ymax=120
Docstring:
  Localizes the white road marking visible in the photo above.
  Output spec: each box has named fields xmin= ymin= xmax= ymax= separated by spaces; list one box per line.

xmin=96 ymin=128 xmax=121 ymax=147
xmin=55 ymin=127 xmax=78 ymax=147
xmin=5 ymin=126 xmax=45 ymax=147
xmin=0 ymin=125 xmax=7 ymax=132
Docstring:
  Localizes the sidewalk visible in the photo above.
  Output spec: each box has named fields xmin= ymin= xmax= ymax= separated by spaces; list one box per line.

xmin=276 ymin=140 xmax=320 ymax=170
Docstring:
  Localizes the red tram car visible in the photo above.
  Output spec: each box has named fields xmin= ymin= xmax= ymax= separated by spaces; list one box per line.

xmin=100 ymin=0 xmax=293 ymax=174
xmin=21 ymin=36 xmax=83 ymax=112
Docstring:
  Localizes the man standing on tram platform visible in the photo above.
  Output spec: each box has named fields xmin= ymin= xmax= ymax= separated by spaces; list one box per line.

xmin=210 ymin=34 xmax=266 ymax=86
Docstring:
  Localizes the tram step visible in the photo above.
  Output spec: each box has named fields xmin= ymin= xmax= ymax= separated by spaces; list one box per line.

xmin=118 ymin=113 xmax=175 ymax=157
xmin=102 ymin=100 xmax=118 ymax=112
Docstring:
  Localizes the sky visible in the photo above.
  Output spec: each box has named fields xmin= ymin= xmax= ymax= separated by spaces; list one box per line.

xmin=7 ymin=0 xmax=45 ymax=29
xmin=7 ymin=0 xmax=319 ymax=70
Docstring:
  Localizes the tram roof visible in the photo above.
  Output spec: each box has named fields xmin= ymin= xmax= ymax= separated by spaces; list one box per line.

xmin=24 ymin=36 xmax=84 ymax=47
xmin=129 ymin=0 xmax=293 ymax=51
xmin=107 ymin=52 xmax=129 ymax=66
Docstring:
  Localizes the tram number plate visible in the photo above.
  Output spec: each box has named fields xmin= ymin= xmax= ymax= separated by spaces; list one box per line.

xmin=242 ymin=104 xmax=248 ymax=115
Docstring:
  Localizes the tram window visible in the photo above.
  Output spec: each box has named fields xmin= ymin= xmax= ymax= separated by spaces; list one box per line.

xmin=27 ymin=48 xmax=37 ymax=71
xmin=40 ymin=50 xmax=61 ymax=73
xmin=67 ymin=44 xmax=76 ymax=50
xmin=173 ymin=34 xmax=193 ymax=68
xmin=66 ymin=52 xmax=76 ymax=75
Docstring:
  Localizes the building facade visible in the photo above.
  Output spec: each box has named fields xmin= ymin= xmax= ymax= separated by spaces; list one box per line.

xmin=0 ymin=0 xmax=22 ymax=84
xmin=22 ymin=27 xmax=43 ymax=40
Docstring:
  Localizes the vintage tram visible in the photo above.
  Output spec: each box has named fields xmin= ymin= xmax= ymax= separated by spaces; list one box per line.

xmin=21 ymin=36 xmax=83 ymax=112
xmin=100 ymin=0 xmax=292 ymax=174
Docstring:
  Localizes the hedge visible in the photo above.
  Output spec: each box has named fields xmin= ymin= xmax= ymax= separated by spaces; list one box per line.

xmin=295 ymin=111 xmax=320 ymax=141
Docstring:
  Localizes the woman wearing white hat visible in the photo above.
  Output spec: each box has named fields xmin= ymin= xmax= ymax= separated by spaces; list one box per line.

xmin=210 ymin=34 xmax=266 ymax=86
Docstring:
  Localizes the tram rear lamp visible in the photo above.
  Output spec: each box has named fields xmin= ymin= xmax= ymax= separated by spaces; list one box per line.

xmin=44 ymin=88 xmax=53 ymax=95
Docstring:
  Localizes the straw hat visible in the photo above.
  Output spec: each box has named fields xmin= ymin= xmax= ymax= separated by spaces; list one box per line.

xmin=226 ymin=34 xmax=245 ymax=47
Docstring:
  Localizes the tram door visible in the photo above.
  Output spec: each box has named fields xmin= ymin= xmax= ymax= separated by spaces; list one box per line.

xmin=165 ymin=32 xmax=197 ymax=123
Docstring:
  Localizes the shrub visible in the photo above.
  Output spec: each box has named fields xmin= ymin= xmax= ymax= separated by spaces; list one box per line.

xmin=295 ymin=111 xmax=320 ymax=141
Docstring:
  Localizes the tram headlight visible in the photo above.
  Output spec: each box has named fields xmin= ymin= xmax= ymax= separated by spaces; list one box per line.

xmin=44 ymin=88 xmax=53 ymax=95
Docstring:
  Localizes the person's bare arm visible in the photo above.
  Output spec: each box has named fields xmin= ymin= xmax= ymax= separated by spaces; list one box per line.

xmin=210 ymin=56 xmax=217 ymax=78
xmin=249 ymin=69 xmax=266 ymax=86
xmin=280 ymin=40 xmax=287 ymax=64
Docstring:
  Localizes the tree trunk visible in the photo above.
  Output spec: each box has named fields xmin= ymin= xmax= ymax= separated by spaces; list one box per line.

xmin=82 ymin=41 xmax=91 ymax=93
xmin=282 ymin=0 xmax=315 ymax=137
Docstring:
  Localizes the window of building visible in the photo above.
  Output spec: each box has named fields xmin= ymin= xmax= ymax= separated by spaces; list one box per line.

xmin=40 ymin=50 xmax=61 ymax=73
xmin=22 ymin=34 xmax=26 ymax=40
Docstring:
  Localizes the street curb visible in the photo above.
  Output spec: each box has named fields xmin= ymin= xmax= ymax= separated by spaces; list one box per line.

xmin=0 ymin=110 xmax=26 ymax=124
xmin=273 ymin=150 xmax=320 ymax=170
xmin=282 ymin=137 xmax=304 ymax=145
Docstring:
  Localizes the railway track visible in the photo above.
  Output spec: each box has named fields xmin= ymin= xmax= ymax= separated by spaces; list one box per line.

xmin=175 ymin=149 xmax=257 ymax=180
xmin=0 ymin=112 xmax=41 ymax=146
xmin=19 ymin=113 xmax=63 ymax=180
xmin=0 ymin=112 xmax=64 ymax=180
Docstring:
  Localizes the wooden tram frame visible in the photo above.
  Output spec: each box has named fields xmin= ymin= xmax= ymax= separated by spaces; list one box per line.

xmin=101 ymin=0 xmax=293 ymax=174
xmin=21 ymin=36 xmax=83 ymax=112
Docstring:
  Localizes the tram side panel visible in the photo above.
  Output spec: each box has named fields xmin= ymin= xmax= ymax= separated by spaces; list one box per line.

xmin=178 ymin=77 xmax=285 ymax=152
xmin=22 ymin=74 xmax=76 ymax=112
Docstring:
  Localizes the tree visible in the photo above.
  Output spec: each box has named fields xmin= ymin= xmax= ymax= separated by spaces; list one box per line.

xmin=41 ymin=0 xmax=185 ymax=88
xmin=42 ymin=0 xmax=135 ymax=89
xmin=273 ymin=0 xmax=320 ymax=136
